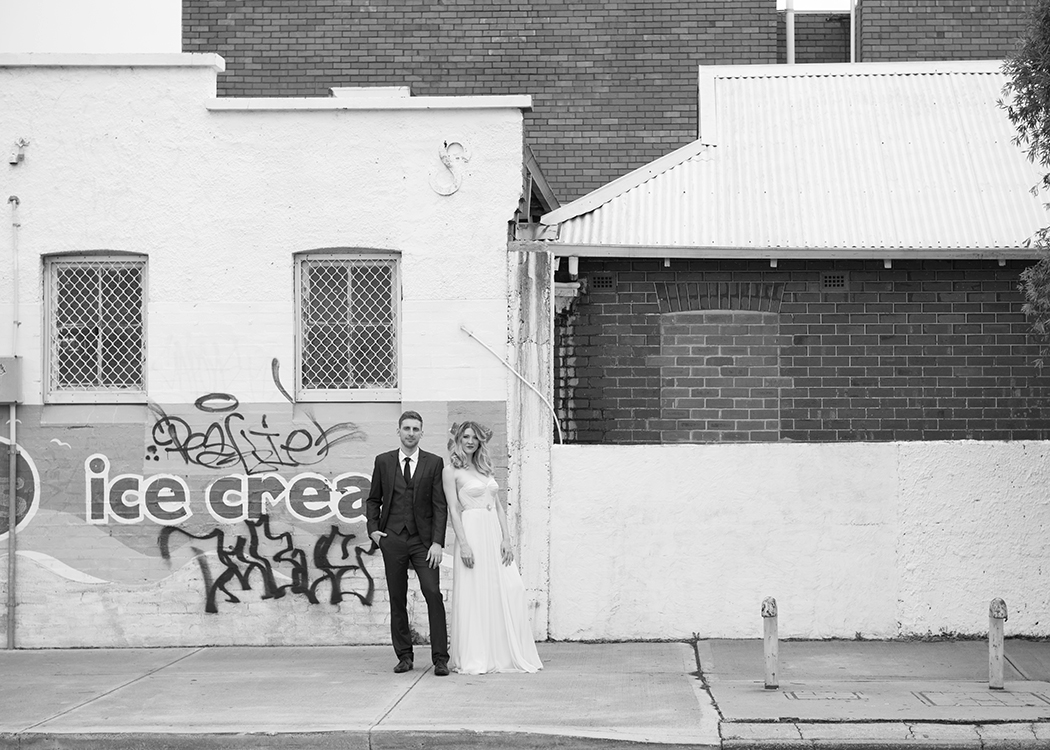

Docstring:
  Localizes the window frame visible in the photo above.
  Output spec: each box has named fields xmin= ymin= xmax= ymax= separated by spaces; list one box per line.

xmin=42 ymin=252 xmax=148 ymax=405
xmin=294 ymin=250 xmax=402 ymax=403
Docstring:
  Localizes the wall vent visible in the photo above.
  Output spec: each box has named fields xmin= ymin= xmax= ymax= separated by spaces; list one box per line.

xmin=821 ymin=271 xmax=849 ymax=292
xmin=655 ymin=281 xmax=785 ymax=313
xmin=590 ymin=273 xmax=614 ymax=291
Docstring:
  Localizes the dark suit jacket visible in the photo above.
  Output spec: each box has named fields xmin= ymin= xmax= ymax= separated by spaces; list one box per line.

xmin=365 ymin=449 xmax=448 ymax=547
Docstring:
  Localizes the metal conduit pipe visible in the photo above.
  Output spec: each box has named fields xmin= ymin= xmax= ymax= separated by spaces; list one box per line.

xmin=786 ymin=0 xmax=795 ymax=65
xmin=850 ymin=0 xmax=857 ymax=62
xmin=6 ymin=403 xmax=15 ymax=650
xmin=7 ymin=195 xmax=20 ymax=650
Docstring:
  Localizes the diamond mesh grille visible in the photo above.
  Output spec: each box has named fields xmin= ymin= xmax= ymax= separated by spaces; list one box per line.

xmin=48 ymin=258 xmax=145 ymax=393
xmin=300 ymin=257 xmax=398 ymax=391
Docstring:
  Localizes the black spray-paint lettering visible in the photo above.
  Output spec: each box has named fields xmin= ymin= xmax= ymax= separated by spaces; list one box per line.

xmin=158 ymin=514 xmax=375 ymax=613
xmin=148 ymin=393 xmax=365 ymax=475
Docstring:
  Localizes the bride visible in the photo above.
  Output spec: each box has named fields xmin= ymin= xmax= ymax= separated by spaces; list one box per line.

xmin=442 ymin=421 xmax=543 ymax=674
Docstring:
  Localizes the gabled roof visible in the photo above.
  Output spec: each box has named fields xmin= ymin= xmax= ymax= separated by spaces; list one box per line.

xmin=540 ymin=60 xmax=1047 ymax=256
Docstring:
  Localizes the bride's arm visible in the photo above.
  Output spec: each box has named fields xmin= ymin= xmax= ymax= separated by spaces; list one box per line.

xmin=494 ymin=487 xmax=514 ymax=566
xmin=442 ymin=467 xmax=474 ymax=568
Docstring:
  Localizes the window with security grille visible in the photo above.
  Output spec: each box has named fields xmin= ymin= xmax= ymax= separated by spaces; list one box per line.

xmin=297 ymin=253 xmax=399 ymax=398
xmin=45 ymin=255 xmax=146 ymax=402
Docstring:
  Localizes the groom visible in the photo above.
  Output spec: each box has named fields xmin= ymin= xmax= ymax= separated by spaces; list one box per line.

xmin=366 ymin=410 xmax=450 ymax=676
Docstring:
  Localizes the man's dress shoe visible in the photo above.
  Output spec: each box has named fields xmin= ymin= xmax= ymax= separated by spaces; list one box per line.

xmin=434 ymin=660 xmax=450 ymax=677
xmin=394 ymin=657 xmax=413 ymax=673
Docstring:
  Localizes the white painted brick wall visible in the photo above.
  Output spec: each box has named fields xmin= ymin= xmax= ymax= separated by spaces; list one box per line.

xmin=0 ymin=59 xmax=522 ymax=407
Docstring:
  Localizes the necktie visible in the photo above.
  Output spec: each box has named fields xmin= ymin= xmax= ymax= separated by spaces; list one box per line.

xmin=403 ymin=456 xmax=412 ymax=484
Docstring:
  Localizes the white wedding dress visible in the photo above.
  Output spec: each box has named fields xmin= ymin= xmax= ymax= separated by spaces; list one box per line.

xmin=449 ymin=470 xmax=543 ymax=674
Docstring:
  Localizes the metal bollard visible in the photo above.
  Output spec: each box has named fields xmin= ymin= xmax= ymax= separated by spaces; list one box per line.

xmin=989 ymin=598 xmax=1007 ymax=690
xmin=762 ymin=596 xmax=779 ymax=690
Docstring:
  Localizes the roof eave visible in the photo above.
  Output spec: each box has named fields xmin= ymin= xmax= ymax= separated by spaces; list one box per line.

xmin=514 ymin=242 xmax=1040 ymax=261
xmin=524 ymin=142 xmax=560 ymax=214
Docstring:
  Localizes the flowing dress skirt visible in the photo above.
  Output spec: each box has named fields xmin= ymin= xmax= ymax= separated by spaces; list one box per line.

xmin=449 ymin=507 xmax=543 ymax=674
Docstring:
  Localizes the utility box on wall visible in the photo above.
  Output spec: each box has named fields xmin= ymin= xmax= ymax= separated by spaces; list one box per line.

xmin=0 ymin=357 xmax=23 ymax=403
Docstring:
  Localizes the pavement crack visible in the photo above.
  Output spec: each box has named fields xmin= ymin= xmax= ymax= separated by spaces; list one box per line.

xmin=691 ymin=637 xmax=725 ymax=725
xmin=691 ymin=636 xmax=710 ymax=685
xmin=19 ymin=647 xmax=206 ymax=733
xmin=975 ymin=721 xmax=1038 ymax=749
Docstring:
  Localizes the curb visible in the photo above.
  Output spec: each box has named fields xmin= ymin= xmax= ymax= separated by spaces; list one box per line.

xmin=720 ymin=721 xmax=1050 ymax=749
xmin=1 ymin=731 xmax=715 ymax=750
xmin=4 ymin=733 xmax=370 ymax=750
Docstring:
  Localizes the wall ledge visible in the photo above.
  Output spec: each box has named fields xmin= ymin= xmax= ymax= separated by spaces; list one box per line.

xmin=0 ymin=53 xmax=225 ymax=71
xmin=207 ymin=95 xmax=532 ymax=112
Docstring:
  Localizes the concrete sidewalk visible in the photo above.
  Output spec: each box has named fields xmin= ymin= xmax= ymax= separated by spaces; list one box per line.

xmin=703 ymin=638 xmax=1050 ymax=749
xmin=2 ymin=639 xmax=1050 ymax=749
xmin=0 ymin=641 xmax=718 ymax=749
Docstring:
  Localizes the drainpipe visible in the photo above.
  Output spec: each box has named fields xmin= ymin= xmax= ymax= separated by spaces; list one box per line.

xmin=6 ymin=195 xmax=20 ymax=650
xmin=850 ymin=0 xmax=856 ymax=62
xmin=786 ymin=0 xmax=795 ymax=64
xmin=6 ymin=404 xmax=15 ymax=650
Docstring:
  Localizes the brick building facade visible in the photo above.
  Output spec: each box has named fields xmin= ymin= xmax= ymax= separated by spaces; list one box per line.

xmin=541 ymin=60 xmax=1048 ymax=444
xmin=557 ymin=259 xmax=1050 ymax=443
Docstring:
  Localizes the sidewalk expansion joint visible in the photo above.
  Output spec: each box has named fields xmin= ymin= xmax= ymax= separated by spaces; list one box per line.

xmin=367 ymin=663 xmax=431 ymax=749
xmin=1006 ymin=652 xmax=1031 ymax=680
xmin=18 ymin=646 xmax=206 ymax=733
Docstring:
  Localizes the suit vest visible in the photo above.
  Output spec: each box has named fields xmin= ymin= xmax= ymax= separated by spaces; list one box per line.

xmin=387 ymin=457 xmax=418 ymax=535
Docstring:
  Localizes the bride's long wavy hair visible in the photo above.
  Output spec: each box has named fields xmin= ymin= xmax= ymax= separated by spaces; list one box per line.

xmin=447 ymin=421 xmax=494 ymax=476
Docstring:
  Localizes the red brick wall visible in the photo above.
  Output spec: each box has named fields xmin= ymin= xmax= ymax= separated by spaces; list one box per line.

xmin=183 ymin=0 xmax=783 ymax=203
xmin=778 ymin=13 xmax=851 ymax=64
xmin=555 ymin=259 xmax=1050 ymax=443
xmin=857 ymin=0 xmax=1035 ymax=61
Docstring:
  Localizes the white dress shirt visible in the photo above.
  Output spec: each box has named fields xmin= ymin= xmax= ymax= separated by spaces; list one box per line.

xmin=398 ymin=449 xmax=419 ymax=480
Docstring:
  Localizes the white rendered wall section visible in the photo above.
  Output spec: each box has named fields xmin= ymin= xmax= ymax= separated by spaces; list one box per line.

xmin=546 ymin=442 xmax=1050 ymax=640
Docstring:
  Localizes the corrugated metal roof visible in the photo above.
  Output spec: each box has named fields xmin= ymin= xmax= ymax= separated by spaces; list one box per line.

xmin=540 ymin=61 xmax=1047 ymax=254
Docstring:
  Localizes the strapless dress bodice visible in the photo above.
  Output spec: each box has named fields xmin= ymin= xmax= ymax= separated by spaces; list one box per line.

xmin=456 ymin=471 xmax=498 ymax=511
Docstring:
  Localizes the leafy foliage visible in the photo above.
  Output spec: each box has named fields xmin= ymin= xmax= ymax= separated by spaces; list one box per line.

xmin=1003 ymin=2 xmax=1050 ymax=185
xmin=1020 ymin=256 xmax=1050 ymax=368
xmin=1002 ymin=0 xmax=1050 ymax=366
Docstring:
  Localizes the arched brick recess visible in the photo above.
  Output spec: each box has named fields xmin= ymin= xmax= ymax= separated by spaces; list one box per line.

xmin=654 ymin=310 xmax=789 ymax=442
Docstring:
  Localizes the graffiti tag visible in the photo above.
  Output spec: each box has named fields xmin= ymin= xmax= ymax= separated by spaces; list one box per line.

xmin=158 ymin=514 xmax=375 ymax=613
xmin=148 ymin=393 xmax=365 ymax=475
